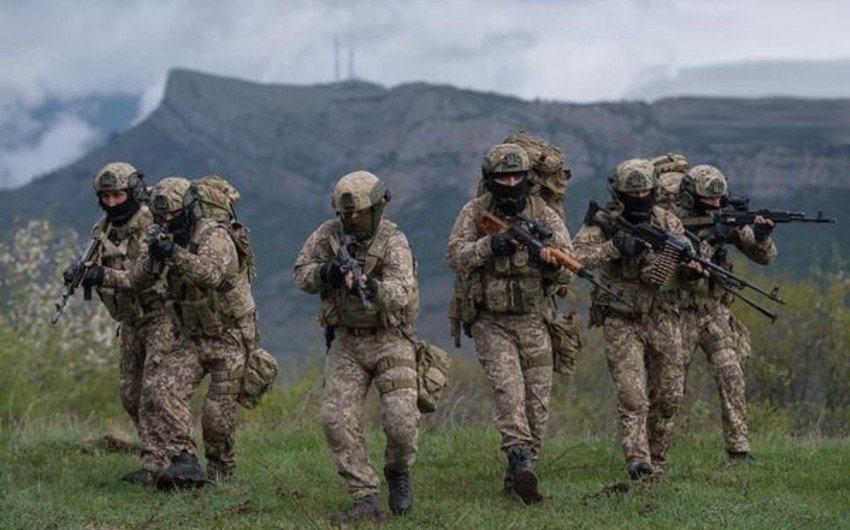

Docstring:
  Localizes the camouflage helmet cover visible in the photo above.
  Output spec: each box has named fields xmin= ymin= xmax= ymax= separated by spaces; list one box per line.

xmin=481 ymin=143 xmax=531 ymax=176
xmin=686 ymin=164 xmax=728 ymax=198
xmin=149 ymin=176 xmax=192 ymax=216
xmin=331 ymin=170 xmax=390 ymax=213
xmin=650 ymin=153 xmax=689 ymax=176
xmin=610 ymin=158 xmax=656 ymax=193
xmin=93 ymin=162 xmax=144 ymax=199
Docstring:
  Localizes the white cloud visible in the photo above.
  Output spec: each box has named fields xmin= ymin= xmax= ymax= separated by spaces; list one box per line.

xmin=2 ymin=0 xmax=850 ymax=187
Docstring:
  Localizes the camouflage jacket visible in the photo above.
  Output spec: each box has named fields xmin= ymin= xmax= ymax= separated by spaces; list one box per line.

xmin=293 ymin=218 xmax=419 ymax=329
xmin=95 ymin=206 xmax=167 ymax=323
xmin=445 ymin=194 xmax=574 ymax=317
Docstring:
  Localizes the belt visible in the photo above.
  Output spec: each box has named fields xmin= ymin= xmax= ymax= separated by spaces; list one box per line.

xmin=343 ymin=327 xmax=381 ymax=337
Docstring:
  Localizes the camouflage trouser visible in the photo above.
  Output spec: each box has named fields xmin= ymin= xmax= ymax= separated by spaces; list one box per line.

xmin=602 ymin=311 xmax=685 ymax=471
xmin=682 ymin=302 xmax=749 ymax=453
xmin=118 ymin=311 xmax=173 ymax=439
xmin=320 ymin=327 xmax=420 ymax=499
xmin=140 ymin=326 xmax=246 ymax=474
xmin=471 ymin=311 xmax=553 ymax=458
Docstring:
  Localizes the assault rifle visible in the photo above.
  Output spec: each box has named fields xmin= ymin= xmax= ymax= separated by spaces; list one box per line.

xmin=586 ymin=200 xmax=785 ymax=320
xmin=51 ymin=237 xmax=102 ymax=324
xmin=719 ymin=197 xmax=836 ymax=227
xmin=478 ymin=211 xmax=633 ymax=308
xmin=329 ymin=233 xmax=372 ymax=310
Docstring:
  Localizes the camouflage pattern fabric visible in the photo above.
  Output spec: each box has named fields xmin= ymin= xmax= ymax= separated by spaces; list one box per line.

xmin=445 ymin=194 xmax=573 ymax=459
xmin=293 ymin=215 xmax=420 ymax=500
xmin=572 ymin=206 xmax=689 ymax=472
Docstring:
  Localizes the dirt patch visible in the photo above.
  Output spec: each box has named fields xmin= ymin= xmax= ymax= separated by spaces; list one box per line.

xmin=80 ymin=434 xmax=139 ymax=455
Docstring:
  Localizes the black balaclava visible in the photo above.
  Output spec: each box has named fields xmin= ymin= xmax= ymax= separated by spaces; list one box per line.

xmin=166 ymin=211 xmax=193 ymax=245
xmin=618 ymin=192 xmax=654 ymax=224
xmin=693 ymin=197 xmax=723 ymax=216
xmin=489 ymin=175 xmax=530 ymax=216
xmin=100 ymin=195 xmax=140 ymax=226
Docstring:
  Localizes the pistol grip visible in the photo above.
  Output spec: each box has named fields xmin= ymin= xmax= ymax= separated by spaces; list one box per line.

xmin=84 ymin=284 xmax=92 ymax=301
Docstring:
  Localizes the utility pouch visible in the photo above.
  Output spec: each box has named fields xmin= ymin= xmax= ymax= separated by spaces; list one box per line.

xmin=547 ymin=311 xmax=583 ymax=376
xmin=414 ymin=340 xmax=452 ymax=413
xmin=237 ymin=348 xmax=279 ymax=409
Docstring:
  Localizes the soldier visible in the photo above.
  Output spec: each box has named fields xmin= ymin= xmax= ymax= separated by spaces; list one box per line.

xmin=572 ymin=159 xmax=698 ymax=479
xmin=67 ymin=162 xmax=173 ymax=485
xmin=445 ymin=144 xmax=573 ymax=504
xmin=676 ymin=165 xmax=777 ymax=461
xmin=106 ymin=176 xmax=256 ymax=488
xmin=293 ymin=171 xmax=420 ymax=524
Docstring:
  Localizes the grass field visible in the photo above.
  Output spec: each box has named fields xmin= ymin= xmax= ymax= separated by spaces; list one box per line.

xmin=2 ymin=424 xmax=849 ymax=530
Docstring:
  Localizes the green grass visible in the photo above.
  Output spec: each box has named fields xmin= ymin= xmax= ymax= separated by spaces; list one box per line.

xmin=2 ymin=424 xmax=849 ymax=529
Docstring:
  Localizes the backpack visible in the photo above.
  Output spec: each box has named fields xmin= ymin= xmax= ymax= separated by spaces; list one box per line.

xmin=186 ymin=176 xmax=258 ymax=282
xmin=502 ymin=131 xmax=571 ymax=220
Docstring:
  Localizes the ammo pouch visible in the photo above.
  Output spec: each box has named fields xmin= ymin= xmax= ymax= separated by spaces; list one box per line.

xmin=237 ymin=348 xmax=279 ymax=409
xmin=415 ymin=340 xmax=452 ymax=413
xmin=728 ymin=315 xmax=752 ymax=361
xmin=547 ymin=312 xmax=583 ymax=376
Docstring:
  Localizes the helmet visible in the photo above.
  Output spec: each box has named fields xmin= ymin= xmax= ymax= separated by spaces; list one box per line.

xmin=609 ymin=159 xmax=656 ymax=193
xmin=332 ymin=170 xmax=391 ymax=240
xmin=481 ymin=144 xmax=530 ymax=177
xmin=149 ymin=177 xmax=192 ymax=218
xmin=650 ymin=153 xmax=689 ymax=176
xmin=684 ymin=165 xmax=728 ymax=198
xmin=93 ymin=162 xmax=146 ymax=202
xmin=331 ymin=171 xmax=390 ymax=213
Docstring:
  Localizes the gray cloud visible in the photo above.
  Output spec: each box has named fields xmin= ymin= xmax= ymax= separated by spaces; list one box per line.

xmin=2 ymin=0 xmax=850 ymax=188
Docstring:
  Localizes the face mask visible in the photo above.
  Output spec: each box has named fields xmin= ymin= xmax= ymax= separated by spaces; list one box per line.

xmin=166 ymin=211 xmax=193 ymax=244
xmin=341 ymin=208 xmax=376 ymax=241
xmin=694 ymin=197 xmax=723 ymax=215
xmin=489 ymin=176 xmax=529 ymax=216
xmin=619 ymin=192 xmax=654 ymax=223
xmin=100 ymin=195 xmax=140 ymax=225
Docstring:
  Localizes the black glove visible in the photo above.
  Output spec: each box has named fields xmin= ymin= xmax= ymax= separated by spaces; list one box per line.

xmin=62 ymin=263 xmax=79 ymax=284
xmin=706 ymin=224 xmax=731 ymax=246
xmin=81 ymin=265 xmax=104 ymax=287
xmin=320 ymin=261 xmax=345 ymax=286
xmin=612 ymin=233 xmax=647 ymax=258
xmin=149 ymin=238 xmax=175 ymax=261
xmin=490 ymin=233 xmax=517 ymax=256
xmin=363 ymin=277 xmax=380 ymax=301
xmin=753 ymin=221 xmax=774 ymax=242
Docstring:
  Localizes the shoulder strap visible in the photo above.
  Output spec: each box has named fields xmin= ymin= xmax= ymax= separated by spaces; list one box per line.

xmin=363 ymin=220 xmax=396 ymax=276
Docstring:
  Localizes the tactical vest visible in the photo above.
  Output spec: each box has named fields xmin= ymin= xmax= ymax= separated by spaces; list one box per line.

xmin=93 ymin=208 xmax=165 ymax=323
xmin=594 ymin=206 xmax=681 ymax=314
xmin=475 ymin=194 xmax=552 ymax=315
xmin=319 ymin=219 xmax=419 ymax=329
xmin=168 ymin=218 xmax=256 ymax=337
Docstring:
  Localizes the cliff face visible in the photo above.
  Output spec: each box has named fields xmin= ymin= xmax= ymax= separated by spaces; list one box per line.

xmin=2 ymin=69 xmax=845 ymax=355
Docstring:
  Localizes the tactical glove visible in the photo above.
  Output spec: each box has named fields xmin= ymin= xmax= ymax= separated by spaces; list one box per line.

xmin=363 ymin=277 xmax=381 ymax=301
xmin=62 ymin=263 xmax=79 ymax=284
xmin=612 ymin=233 xmax=647 ymax=258
xmin=753 ymin=221 xmax=774 ymax=242
xmin=320 ymin=261 xmax=345 ymax=286
xmin=81 ymin=265 xmax=104 ymax=287
xmin=149 ymin=238 xmax=176 ymax=261
xmin=490 ymin=233 xmax=517 ymax=256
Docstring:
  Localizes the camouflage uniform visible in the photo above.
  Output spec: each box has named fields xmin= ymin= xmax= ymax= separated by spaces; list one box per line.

xmin=445 ymin=145 xmax=573 ymax=462
xmin=293 ymin=171 xmax=420 ymax=505
xmin=111 ymin=177 xmax=254 ymax=478
xmin=84 ymin=163 xmax=174 ymax=476
xmin=572 ymin=159 xmax=690 ymax=475
xmin=676 ymin=165 xmax=778 ymax=454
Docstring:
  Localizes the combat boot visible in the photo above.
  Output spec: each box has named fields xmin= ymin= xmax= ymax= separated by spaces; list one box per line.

xmin=121 ymin=468 xmax=156 ymax=487
xmin=628 ymin=461 xmax=654 ymax=480
xmin=330 ymin=494 xmax=382 ymax=525
xmin=155 ymin=450 xmax=209 ymax=490
xmin=727 ymin=450 xmax=758 ymax=465
xmin=384 ymin=466 xmax=413 ymax=516
xmin=508 ymin=446 xmax=542 ymax=505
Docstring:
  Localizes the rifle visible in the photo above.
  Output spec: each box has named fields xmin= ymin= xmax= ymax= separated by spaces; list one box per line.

xmin=329 ymin=233 xmax=372 ymax=310
xmin=719 ymin=197 xmax=835 ymax=227
xmin=477 ymin=210 xmax=633 ymax=308
xmin=586 ymin=200 xmax=786 ymax=308
xmin=51 ymin=237 xmax=102 ymax=324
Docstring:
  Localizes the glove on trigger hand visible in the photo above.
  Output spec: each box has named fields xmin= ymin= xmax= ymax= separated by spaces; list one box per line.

xmin=490 ymin=232 xmax=517 ymax=256
xmin=320 ymin=261 xmax=345 ymax=286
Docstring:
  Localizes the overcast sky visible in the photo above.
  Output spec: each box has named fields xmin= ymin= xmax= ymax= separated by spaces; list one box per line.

xmin=2 ymin=0 xmax=850 ymax=188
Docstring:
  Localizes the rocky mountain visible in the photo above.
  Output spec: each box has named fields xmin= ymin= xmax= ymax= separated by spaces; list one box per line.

xmin=1 ymin=68 xmax=845 ymax=356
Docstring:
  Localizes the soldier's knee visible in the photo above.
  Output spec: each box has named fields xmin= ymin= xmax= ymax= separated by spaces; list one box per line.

xmin=619 ymin=388 xmax=648 ymax=415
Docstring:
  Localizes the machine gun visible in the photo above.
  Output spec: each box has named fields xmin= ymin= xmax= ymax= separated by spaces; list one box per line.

xmin=720 ymin=197 xmax=836 ymax=227
xmin=329 ymin=233 xmax=372 ymax=310
xmin=477 ymin=210 xmax=633 ymax=308
xmin=586 ymin=200 xmax=786 ymax=320
xmin=51 ymin=237 xmax=102 ymax=324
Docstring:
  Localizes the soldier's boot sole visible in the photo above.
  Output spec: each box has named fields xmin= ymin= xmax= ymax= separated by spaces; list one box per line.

xmin=513 ymin=470 xmax=542 ymax=505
